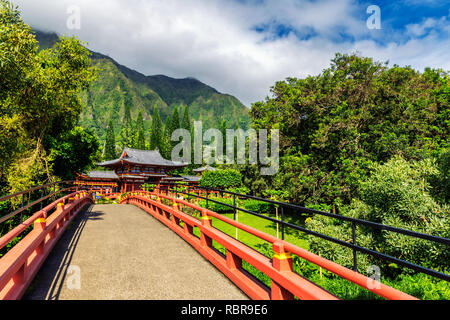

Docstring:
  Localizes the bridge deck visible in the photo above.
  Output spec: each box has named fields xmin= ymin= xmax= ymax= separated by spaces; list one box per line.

xmin=23 ymin=204 xmax=248 ymax=300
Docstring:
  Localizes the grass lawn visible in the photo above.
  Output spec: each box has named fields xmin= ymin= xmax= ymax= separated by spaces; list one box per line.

xmin=208 ymin=210 xmax=310 ymax=254
xmin=178 ymin=196 xmax=310 ymax=258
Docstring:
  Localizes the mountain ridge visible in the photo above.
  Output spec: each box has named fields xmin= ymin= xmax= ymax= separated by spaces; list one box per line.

xmin=34 ymin=30 xmax=250 ymax=144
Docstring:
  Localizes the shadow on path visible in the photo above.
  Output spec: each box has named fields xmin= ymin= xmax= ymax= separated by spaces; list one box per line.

xmin=23 ymin=205 xmax=104 ymax=300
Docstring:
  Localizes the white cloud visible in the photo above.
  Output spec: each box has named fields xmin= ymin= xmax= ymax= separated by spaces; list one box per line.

xmin=12 ymin=0 xmax=450 ymax=106
xmin=406 ymin=14 xmax=450 ymax=37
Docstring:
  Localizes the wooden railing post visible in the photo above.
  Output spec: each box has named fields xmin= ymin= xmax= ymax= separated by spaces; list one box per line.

xmin=200 ymin=209 xmax=212 ymax=248
xmin=33 ymin=217 xmax=46 ymax=255
xmin=271 ymin=241 xmax=294 ymax=300
xmin=172 ymin=202 xmax=180 ymax=226
xmin=226 ymin=250 xmax=242 ymax=270
xmin=12 ymin=264 xmax=25 ymax=285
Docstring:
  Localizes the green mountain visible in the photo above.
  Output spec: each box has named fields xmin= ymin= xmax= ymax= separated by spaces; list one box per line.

xmin=34 ymin=31 xmax=250 ymax=144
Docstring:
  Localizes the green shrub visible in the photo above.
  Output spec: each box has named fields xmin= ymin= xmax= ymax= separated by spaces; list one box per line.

xmin=384 ymin=273 xmax=450 ymax=300
xmin=199 ymin=169 xmax=242 ymax=189
xmin=226 ymin=186 xmax=250 ymax=195
xmin=307 ymin=156 xmax=450 ymax=275
xmin=243 ymin=199 xmax=276 ymax=214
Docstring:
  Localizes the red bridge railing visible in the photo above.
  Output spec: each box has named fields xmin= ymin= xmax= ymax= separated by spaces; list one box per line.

xmin=120 ymin=191 xmax=417 ymax=300
xmin=0 ymin=191 xmax=94 ymax=300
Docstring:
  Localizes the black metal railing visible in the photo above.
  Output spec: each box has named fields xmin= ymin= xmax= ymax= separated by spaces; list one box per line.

xmin=159 ymin=183 xmax=450 ymax=282
xmin=0 ymin=181 xmax=75 ymax=225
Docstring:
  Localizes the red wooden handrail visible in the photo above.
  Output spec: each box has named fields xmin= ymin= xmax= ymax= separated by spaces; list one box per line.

xmin=121 ymin=191 xmax=418 ymax=300
xmin=0 ymin=191 xmax=94 ymax=300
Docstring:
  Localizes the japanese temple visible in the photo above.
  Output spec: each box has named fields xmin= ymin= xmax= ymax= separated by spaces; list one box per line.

xmin=76 ymin=148 xmax=188 ymax=193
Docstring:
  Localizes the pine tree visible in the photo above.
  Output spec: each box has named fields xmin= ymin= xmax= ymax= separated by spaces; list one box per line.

xmin=161 ymin=115 xmax=172 ymax=159
xmin=219 ymin=118 xmax=227 ymax=160
xmin=149 ymin=106 xmax=163 ymax=151
xmin=104 ymin=120 xmax=117 ymax=160
xmin=135 ymin=109 xmax=146 ymax=149
xmin=168 ymin=106 xmax=181 ymax=153
xmin=169 ymin=106 xmax=180 ymax=134
xmin=180 ymin=105 xmax=194 ymax=167
xmin=181 ymin=105 xmax=191 ymax=132
xmin=120 ymin=103 xmax=133 ymax=148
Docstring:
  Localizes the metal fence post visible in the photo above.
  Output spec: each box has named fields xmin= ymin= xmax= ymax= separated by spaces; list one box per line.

xmin=281 ymin=206 xmax=285 ymax=240
xmin=352 ymin=222 xmax=358 ymax=272
xmin=233 ymin=194 xmax=236 ymax=221
xmin=20 ymin=193 xmax=24 ymax=222
xmin=40 ymin=189 xmax=44 ymax=210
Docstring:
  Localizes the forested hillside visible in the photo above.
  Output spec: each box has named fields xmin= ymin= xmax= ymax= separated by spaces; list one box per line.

xmin=35 ymin=31 xmax=250 ymax=145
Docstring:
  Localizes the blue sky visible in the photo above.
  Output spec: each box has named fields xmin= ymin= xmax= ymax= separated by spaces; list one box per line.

xmin=251 ymin=0 xmax=449 ymax=44
xmin=14 ymin=0 xmax=450 ymax=106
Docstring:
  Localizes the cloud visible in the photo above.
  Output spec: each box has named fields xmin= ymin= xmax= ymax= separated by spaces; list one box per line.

xmin=12 ymin=0 xmax=450 ymax=106
xmin=406 ymin=14 xmax=450 ymax=37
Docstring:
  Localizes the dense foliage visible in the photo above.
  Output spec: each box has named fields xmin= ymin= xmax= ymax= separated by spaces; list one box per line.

xmin=240 ymin=53 xmax=449 ymax=296
xmin=199 ymin=169 xmax=243 ymax=189
xmin=307 ymin=156 xmax=449 ymax=275
xmin=242 ymin=199 xmax=276 ymax=214
xmin=0 ymin=1 xmax=98 ymax=194
xmin=47 ymin=127 xmax=100 ymax=181
xmin=247 ymin=53 xmax=448 ymax=209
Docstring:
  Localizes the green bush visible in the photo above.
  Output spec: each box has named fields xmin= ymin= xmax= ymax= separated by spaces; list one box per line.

xmin=307 ymin=156 xmax=450 ymax=275
xmin=243 ymin=199 xmax=276 ymax=214
xmin=226 ymin=186 xmax=250 ymax=195
xmin=199 ymin=169 xmax=242 ymax=189
xmin=384 ymin=273 xmax=450 ymax=300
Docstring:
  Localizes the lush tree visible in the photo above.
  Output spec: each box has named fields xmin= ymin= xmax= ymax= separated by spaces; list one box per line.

xmin=135 ymin=109 xmax=146 ymax=150
xmin=169 ymin=106 xmax=180 ymax=135
xmin=164 ymin=106 xmax=181 ymax=156
xmin=46 ymin=127 xmax=100 ymax=180
xmin=181 ymin=105 xmax=191 ymax=131
xmin=199 ymin=169 xmax=242 ymax=189
xmin=104 ymin=119 xmax=117 ymax=160
xmin=161 ymin=114 xmax=171 ymax=158
xmin=0 ymin=0 xmax=97 ymax=194
xmin=249 ymin=53 xmax=449 ymax=207
xmin=307 ymin=156 xmax=449 ymax=276
xmin=219 ymin=119 xmax=227 ymax=161
xmin=149 ymin=106 xmax=163 ymax=152
xmin=119 ymin=103 xmax=134 ymax=148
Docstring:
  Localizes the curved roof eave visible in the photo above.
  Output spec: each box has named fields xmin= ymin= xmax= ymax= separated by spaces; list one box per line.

xmin=97 ymin=159 xmax=188 ymax=168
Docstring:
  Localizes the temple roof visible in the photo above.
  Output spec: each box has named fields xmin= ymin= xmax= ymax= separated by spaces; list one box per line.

xmin=83 ymin=171 xmax=119 ymax=179
xmin=97 ymin=148 xmax=188 ymax=168
xmin=161 ymin=175 xmax=201 ymax=183
xmin=182 ymin=175 xmax=201 ymax=182
xmin=193 ymin=165 xmax=217 ymax=173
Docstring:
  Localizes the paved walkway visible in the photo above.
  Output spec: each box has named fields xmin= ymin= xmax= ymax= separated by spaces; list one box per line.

xmin=24 ymin=204 xmax=248 ymax=300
